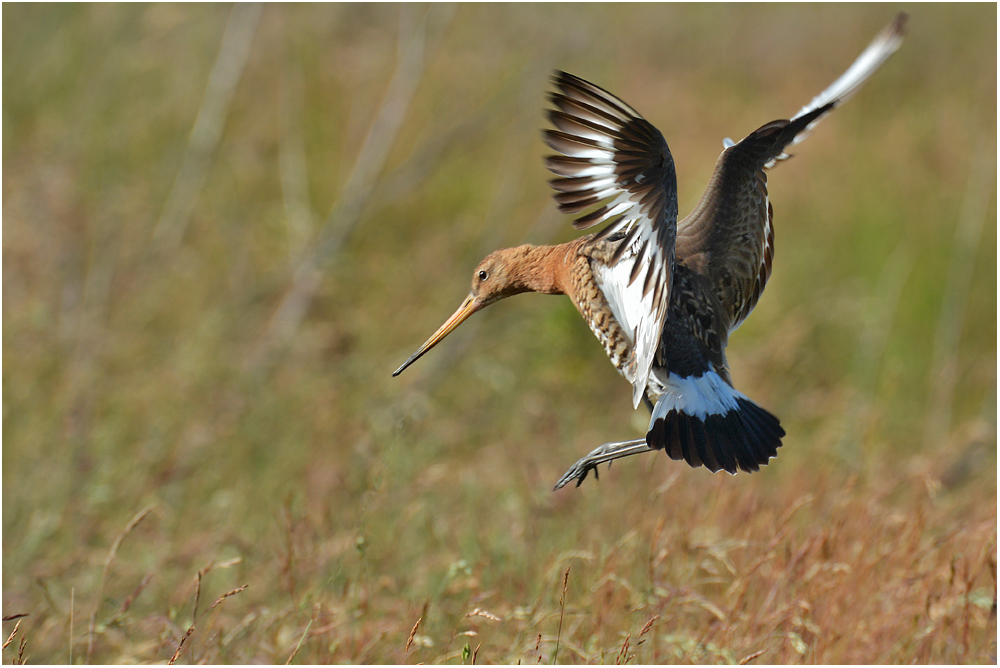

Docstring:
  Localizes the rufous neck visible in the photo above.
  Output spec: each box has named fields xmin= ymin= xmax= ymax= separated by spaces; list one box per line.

xmin=502 ymin=243 xmax=575 ymax=296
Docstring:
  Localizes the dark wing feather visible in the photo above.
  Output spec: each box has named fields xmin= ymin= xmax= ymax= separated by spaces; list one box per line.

xmin=543 ymin=71 xmax=678 ymax=408
xmin=675 ymin=110 xmax=829 ymax=331
xmin=676 ymin=13 xmax=906 ymax=331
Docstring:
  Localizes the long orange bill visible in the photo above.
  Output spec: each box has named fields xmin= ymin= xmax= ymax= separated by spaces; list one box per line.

xmin=392 ymin=294 xmax=481 ymax=376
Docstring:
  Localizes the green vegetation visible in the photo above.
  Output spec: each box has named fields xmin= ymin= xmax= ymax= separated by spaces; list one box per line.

xmin=3 ymin=4 xmax=995 ymax=664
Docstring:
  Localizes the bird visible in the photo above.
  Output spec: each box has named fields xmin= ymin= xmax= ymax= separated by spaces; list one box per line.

xmin=392 ymin=14 xmax=907 ymax=489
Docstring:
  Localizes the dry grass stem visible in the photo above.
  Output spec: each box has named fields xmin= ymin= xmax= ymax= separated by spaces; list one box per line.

xmin=3 ymin=621 xmax=21 ymax=650
xmin=168 ymin=624 xmax=196 ymax=665
xmin=465 ymin=608 xmax=502 ymax=622
xmin=108 ymin=573 xmax=154 ymax=625
xmin=615 ymin=632 xmax=631 ymax=665
xmin=553 ymin=566 xmax=570 ymax=664
xmin=209 ymin=584 xmax=249 ymax=610
xmin=192 ymin=568 xmax=206 ymax=622
xmin=69 ymin=588 xmax=74 ymax=665
xmin=285 ymin=618 xmax=313 ymax=665
xmin=100 ymin=505 xmax=156 ymax=594
xmin=404 ymin=615 xmax=422 ymax=659
xmin=278 ymin=65 xmax=316 ymax=268
xmin=152 ymin=3 xmax=263 ymax=253
xmin=89 ymin=504 xmax=156 ymax=662
xmin=254 ymin=5 xmax=443 ymax=364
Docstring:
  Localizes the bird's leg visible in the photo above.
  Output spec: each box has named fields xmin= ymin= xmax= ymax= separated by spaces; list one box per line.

xmin=553 ymin=439 xmax=653 ymax=490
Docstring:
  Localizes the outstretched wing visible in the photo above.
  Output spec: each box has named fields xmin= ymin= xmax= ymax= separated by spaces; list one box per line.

xmin=543 ymin=71 xmax=679 ymax=408
xmin=780 ymin=12 xmax=908 ymax=165
xmin=676 ymin=13 xmax=907 ymax=331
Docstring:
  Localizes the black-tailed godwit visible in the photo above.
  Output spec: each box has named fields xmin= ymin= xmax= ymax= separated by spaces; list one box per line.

xmin=393 ymin=14 xmax=907 ymax=489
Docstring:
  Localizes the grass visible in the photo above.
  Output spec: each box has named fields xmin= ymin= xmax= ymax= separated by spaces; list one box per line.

xmin=3 ymin=3 xmax=996 ymax=664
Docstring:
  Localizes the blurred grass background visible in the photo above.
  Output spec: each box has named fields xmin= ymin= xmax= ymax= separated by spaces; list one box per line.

xmin=2 ymin=3 xmax=996 ymax=664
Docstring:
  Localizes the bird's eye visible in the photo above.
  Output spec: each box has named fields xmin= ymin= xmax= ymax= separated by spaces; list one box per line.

xmin=478 ymin=270 xmax=488 ymax=281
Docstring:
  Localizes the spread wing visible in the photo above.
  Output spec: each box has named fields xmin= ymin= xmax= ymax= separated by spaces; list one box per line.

xmin=676 ymin=13 xmax=907 ymax=331
xmin=543 ymin=71 xmax=679 ymax=408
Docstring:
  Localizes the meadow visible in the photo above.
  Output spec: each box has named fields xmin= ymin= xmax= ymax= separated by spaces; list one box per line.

xmin=2 ymin=4 xmax=996 ymax=663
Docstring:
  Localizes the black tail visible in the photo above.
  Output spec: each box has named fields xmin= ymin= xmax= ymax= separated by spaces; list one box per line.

xmin=646 ymin=386 xmax=784 ymax=474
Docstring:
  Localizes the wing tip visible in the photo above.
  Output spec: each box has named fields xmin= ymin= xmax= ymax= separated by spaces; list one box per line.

xmin=888 ymin=12 xmax=909 ymax=40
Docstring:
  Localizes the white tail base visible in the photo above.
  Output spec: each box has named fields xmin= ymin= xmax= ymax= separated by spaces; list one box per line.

xmin=649 ymin=370 xmax=746 ymax=423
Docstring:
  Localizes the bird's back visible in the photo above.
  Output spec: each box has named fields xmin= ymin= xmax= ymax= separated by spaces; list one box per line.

xmin=572 ymin=234 xmax=732 ymax=397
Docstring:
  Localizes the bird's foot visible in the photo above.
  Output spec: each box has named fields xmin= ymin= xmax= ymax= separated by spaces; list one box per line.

xmin=552 ymin=439 xmax=651 ymax=490
xmin=553 ymin=456 xmax=603 ymax=490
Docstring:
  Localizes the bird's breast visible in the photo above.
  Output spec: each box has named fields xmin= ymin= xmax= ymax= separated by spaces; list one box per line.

xmin=565 ymin=250 xmax=635 ymax=381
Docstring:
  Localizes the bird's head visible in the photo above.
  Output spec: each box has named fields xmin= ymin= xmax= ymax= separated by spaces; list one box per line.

xmin=392 ymin=246 xmax=546 ymax=377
